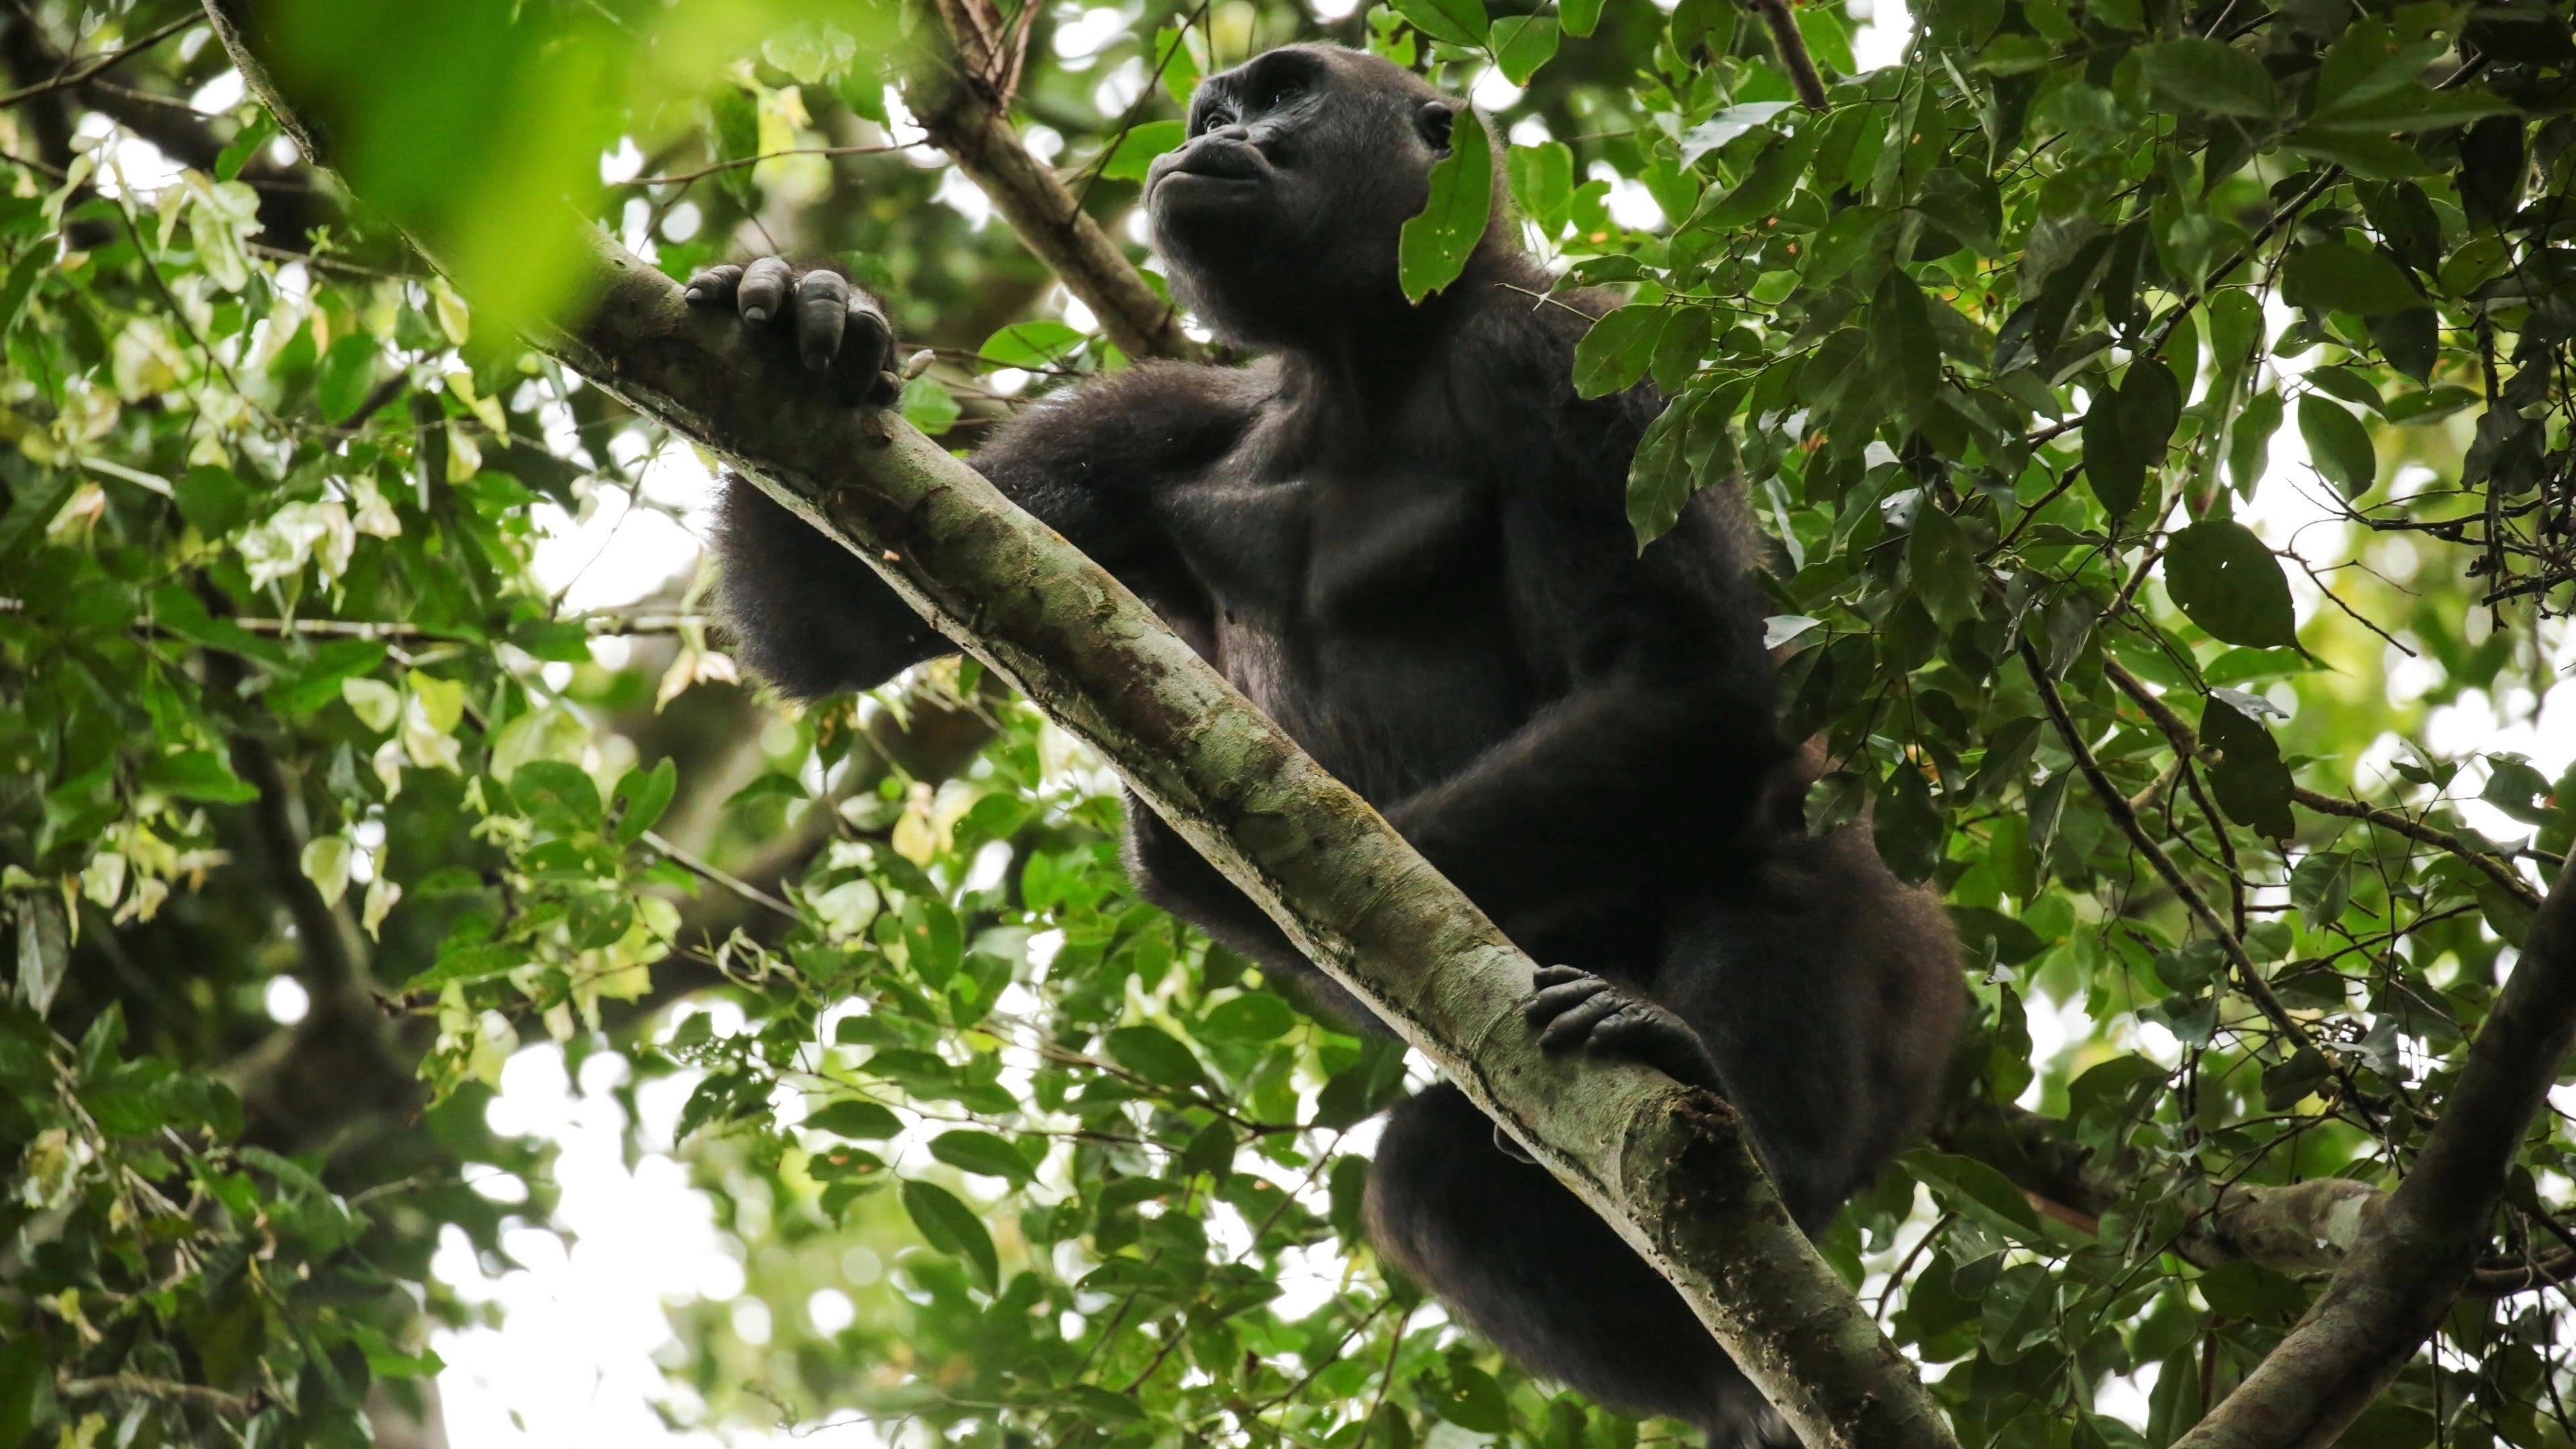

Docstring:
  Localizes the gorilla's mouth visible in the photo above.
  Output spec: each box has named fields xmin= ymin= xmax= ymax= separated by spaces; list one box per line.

xmin=1154 ymin=138 xmax=1270 ymax=192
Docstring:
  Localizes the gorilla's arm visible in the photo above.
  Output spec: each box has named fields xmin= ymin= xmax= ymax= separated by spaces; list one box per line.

xmin=714 ymin=482 xmax=949 ymax=700
xmin=1386 ymin=486 xmax=1795 ymax=911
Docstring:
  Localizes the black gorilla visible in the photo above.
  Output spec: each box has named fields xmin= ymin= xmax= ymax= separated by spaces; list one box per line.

xmin=692 ymin=43 xmax=1962 ymax=1447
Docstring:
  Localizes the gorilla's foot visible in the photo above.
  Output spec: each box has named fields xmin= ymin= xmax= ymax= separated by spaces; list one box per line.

xmin=1523 ymin=965 xmax=1725 ymax=1093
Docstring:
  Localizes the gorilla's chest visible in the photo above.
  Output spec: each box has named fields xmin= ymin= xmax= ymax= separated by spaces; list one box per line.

xmin=1157 ymin=466 xmax=1532 ymax=798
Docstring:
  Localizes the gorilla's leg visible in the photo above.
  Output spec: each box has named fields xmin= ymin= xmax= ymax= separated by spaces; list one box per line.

xmin=1364 ymin=1084 xmax=1794 ymax=1448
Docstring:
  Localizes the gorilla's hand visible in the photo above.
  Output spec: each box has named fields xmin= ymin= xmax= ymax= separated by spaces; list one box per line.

xmin=1524 ymin=966 xmax=1723 ymax=1093
xmin=684 ymin=257 xmax=901 ymax=405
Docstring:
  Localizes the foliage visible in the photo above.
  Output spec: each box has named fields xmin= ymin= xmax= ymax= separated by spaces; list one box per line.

xmin=3 ymin=0 xmax=2575 ymax=1446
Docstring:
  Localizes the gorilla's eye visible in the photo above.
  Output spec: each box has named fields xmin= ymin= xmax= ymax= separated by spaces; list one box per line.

xmin=1265 ymin=77 xmax=1306 ymax=107
xmin=1195 ymin=105 xmax=1236 ymax=135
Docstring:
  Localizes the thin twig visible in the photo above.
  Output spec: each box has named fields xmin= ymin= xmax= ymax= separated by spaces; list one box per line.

xmin=0 ymin=11 xmax=194 ymax=107
xmin=641 ymin=828 xmax=800 ymax=922
xmin=57 ymin=1373 xmax=259 ymax=1417
xmin=627 ymin=142 xmax=905 ymax=188
xmin=2101 ymin=660 xmax=2540 ymax=910
xmin=2021 ymin=641 xmax=2317 ymax=1054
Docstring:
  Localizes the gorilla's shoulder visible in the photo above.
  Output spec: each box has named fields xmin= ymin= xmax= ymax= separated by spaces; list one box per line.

xmin=975 ymin=360 xmax=1270 ymax=480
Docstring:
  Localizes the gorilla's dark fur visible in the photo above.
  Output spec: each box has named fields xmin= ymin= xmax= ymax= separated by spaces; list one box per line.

xmin=693 ymin=43 xmax=1962 ymax=1447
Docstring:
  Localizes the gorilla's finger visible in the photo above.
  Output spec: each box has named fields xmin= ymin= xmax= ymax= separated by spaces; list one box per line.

xmin=684 ymin=264 xmax=743 ymax=307
xmin=843 ymin=297 xmax=895 ymax=380
xmin=737 ymin=256 xmax=794 ymax=323
xmin=1589 ymin=1008 xmax=1723 ymax=1089
xmin=1530 ymin=964 xmax=1594 ymax=988
xmin=794 ymin=270 xmax=851 ymax=371
xmin=1537 ymin=991 xmax=1624 ymax=1049
xmin=1524 ymin=976 xmax=1609 ymax=1026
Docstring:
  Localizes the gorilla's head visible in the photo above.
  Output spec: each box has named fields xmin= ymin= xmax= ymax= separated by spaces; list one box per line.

xmin=1144 ymin=45 xmax=1507 ymax=351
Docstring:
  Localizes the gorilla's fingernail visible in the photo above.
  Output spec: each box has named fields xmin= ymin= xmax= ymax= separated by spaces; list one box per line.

xmin=743 ymin=306 xmax=770 ymax=321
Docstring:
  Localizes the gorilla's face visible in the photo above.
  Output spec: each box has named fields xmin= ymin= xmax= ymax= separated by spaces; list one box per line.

xmin=1145 ymin=45 xmax=1462 ymax=347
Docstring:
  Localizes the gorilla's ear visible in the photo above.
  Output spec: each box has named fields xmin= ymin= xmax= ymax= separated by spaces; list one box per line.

xmin=1415 ymin=100 xmax=1460 ymax=153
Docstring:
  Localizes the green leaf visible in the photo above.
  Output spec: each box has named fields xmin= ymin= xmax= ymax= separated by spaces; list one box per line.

xmin=15 ymin=892 xmax=67 ymax=1019
xmin=1874 ymin=759 xmax=1946 ymax=883
xmin=2083 ymin=360 xmax=2181 ymax=518
xmin=174 ymin=464 xmax=252 ymax=537
xmin=1680 ymin=105 xmax=1796 ymax=170
xmin=1572 ymin=304 xmax=1662 ymax=400
xmin=2165 ymin=521 xmax=2298 ymax=649
xmin=315 ymin=334 xmax=382 ymax=423
xmin=900 ymin=375 xmax=961 ymax=435
xmin=0 ymin=1332 xmax=44 ymax=1449
xmin=1106 ymin=1024 xmax=1206 ymax=1089
xmin=1199 ymin=991 xmax=1297 ymax=1043
xmin=140 ymin=749 xmax=260 ymax=804
xmin=1692 ymin=132 xmax=1811 ymax=230
xmin=610 ymin=757 xmax=678 ymax=845
xmin=1626 ymin=390 xmax=1699 ymax=547
xmin=710 ymin=85 xmax=760 ymax=203
xmin=2289 ymin=850 xmax=2353 ymax=926
xmin=1398 ymin=109 xmax=1492 ymax=303
xmin=1871 ymin=269 xmax=1939 ymax=433
xmin=2199 ymin=693 xmax=2296 ymax=839
xmin=901 ymin=1179 xmax=1000 ymax=1289
xmin=2280 ymin=242 xmax=2422 ymax=316
xmin=2229 ymin=388 xmax=2282 ymax=497
xmin=1908 ymin=503 xmax=1980 ymax=627
xmin=928 ymin=1129 xmax=1036 ymax=1186
xmin=1560 ymin=0 xmax=1603 ymax=35
xmin=1393 ymin=0 xmax=1488 ymax=43
xmin=2136 ymin=38 xmax=2279 ymax=117
xmin=215 ymin=108 xmax=280 ymax=182
xmin=1900 ymin=1149 xmax=2052 ymax=1246
xmin=1651 ymin=306 xmax=1714 ymax=395
xmin=0 ymin=250 xmax=44 ymax=339
xmin=979 ymin=319 xmax=1087 ymax=369
xmin=1097 ymin=119 xmax=1186 ymax=182
xmin=2365 ymin=307 xmax=2438 ymax=384
xmin=1430 ymin=1362 xmax=1514 ymax=1432
xmin=1490 ymin=15 xmax=1560 ymax=85
xmin=806 ymin=1098 xmax=904 ymax=1139
xmin=1507 ymin=141 xmax=1574 ymax=232
xmin=2298 ymin=393 xmax=2377 ymax=497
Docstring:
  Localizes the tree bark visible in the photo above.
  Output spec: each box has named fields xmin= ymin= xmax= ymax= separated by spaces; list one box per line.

xmin=903 ymin=62 xmax=1206 ymax=364
xmin=203 ymin=10 xmax=1952 ymax=1445
xmin=2174 ymin=866 xmax=2576 ymax=1449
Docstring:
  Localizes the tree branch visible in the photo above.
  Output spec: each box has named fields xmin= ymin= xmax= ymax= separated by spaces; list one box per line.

xmin=203 ymin=12 xmax=1953 ymax=1444
xmin=901 ymin=56 xmax=1205 ymax=362
xmin=2021 ymin=643 xmax=2318 ymax=1055
xmin=2098 ymin=659 xmax=2541 ymax=910
xmin=1745 ymin=0 xmax=1830 ymax=111
xmin=0 ymin=11 xmax=193 ymax=107
xmin=2174 ymin=865 xmax=2576 ymax=1449
xmin=58 ymin=1373 xmax=259 ymax=1418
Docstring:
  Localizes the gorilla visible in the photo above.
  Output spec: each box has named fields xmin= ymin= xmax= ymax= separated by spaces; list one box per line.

xmin=689 ymin=42 xmax=1962 ymax=1447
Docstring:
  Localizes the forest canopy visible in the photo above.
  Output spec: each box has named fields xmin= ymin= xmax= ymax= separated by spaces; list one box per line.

xmin=5 ymin=0 xmax=2576 ymax=1447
